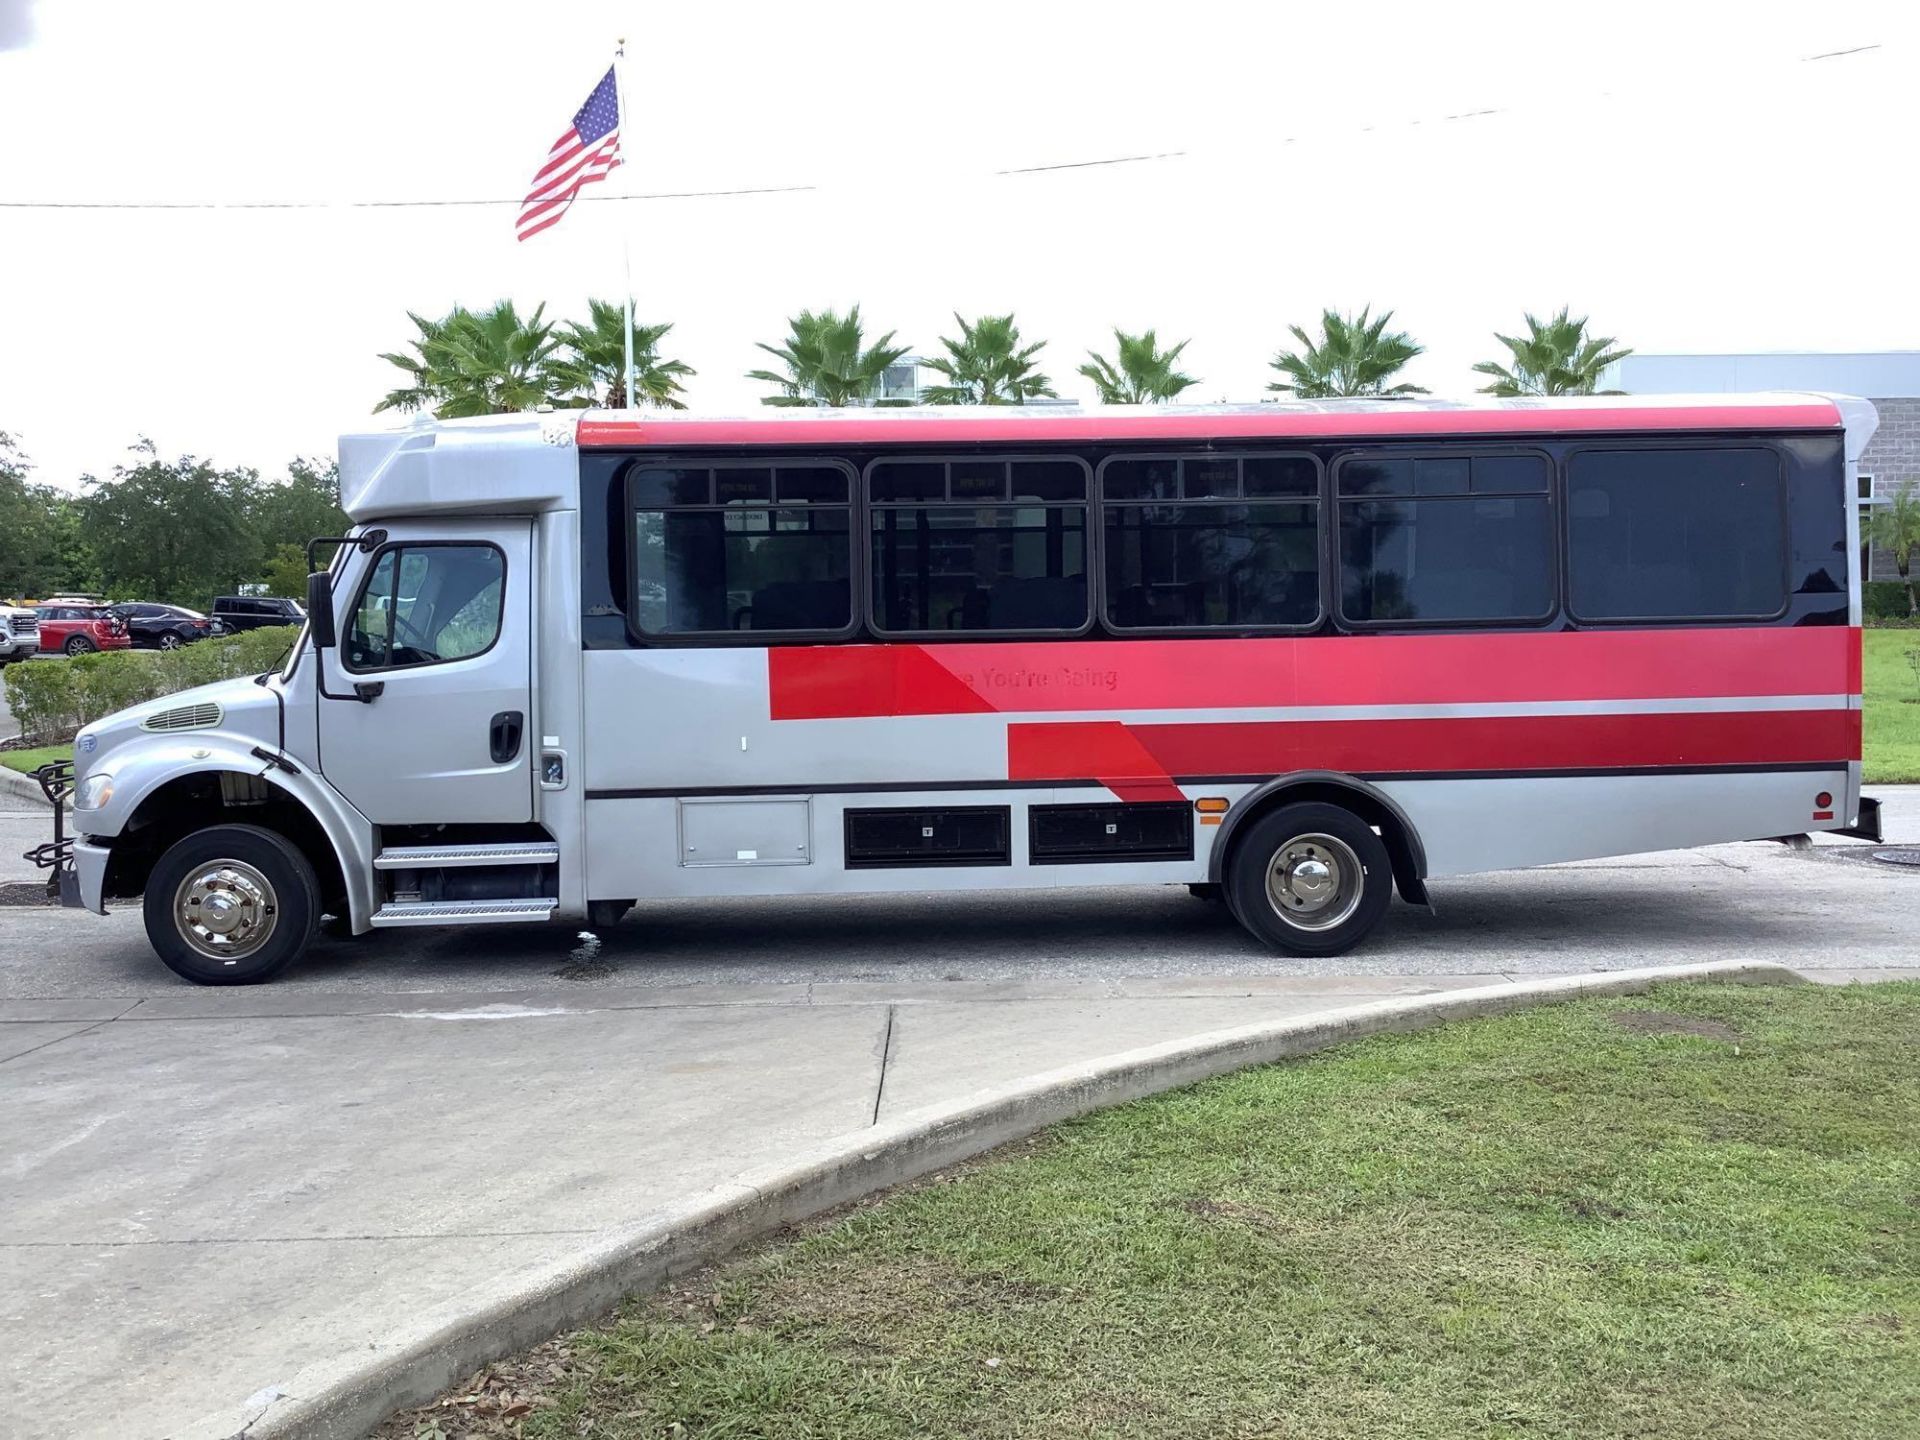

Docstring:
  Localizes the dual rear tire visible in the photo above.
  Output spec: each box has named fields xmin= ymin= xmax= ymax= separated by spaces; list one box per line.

xmin=1223 ymin=802 xmax=1393 ymax=956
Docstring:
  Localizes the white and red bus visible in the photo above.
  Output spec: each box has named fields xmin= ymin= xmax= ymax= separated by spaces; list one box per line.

xmin=41 ymin=396 xmax=1881 ymax=984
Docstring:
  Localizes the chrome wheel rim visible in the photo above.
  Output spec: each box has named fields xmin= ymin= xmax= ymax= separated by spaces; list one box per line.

xmin=173 ymin=860 xmax=279 ymax=963
xmin=160 ymin=634 xmax=182 ymax=650
xmin=1264 ymin=833 xmax=1364 ymax=932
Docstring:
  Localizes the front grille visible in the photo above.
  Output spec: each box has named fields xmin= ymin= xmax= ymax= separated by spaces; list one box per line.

xmin=8 ymin=616 xmax=34 ymax=635
xmin=142 ymin=702 xmax=223 ymax=733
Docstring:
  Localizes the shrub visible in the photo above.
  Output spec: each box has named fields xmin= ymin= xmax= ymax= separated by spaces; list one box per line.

xmin=1864 ymin=580 xmax=1912 ymax=621
xmin=2 ymin=626 xmax=301 ymax=744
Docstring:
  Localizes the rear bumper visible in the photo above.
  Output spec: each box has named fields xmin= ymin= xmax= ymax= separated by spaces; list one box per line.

xmin=1834 ymin=795 xmax=1884 ymax=844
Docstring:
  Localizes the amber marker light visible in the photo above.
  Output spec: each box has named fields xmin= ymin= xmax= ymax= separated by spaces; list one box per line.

xmin=1195 ymin=797 xmax=1229 ymax=827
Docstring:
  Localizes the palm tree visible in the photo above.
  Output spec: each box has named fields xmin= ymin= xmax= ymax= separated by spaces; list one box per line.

xmin=1866 ymin=479 xmax=1920 ymax=615
xmin=919 ymin=312 xmax=1056 ymax=405
xmin=1077 ymin=329 xmax=1198 ymax=404
xmin=1473 ymin=308 xmax=1632 ymax=396
xmin=746 ymin=307 xmax=911 ymax=407
xmin=554 ymin=300 xmax=695 ymax=409
xmin=376 ymin=301 xmax=569 ymax=416
xmin=1267 ymin=307 xmax=1427 ymax=398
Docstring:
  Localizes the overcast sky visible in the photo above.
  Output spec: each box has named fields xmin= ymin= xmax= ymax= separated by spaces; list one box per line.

xmin=2 ymin=0 xmax=1915 ymax=491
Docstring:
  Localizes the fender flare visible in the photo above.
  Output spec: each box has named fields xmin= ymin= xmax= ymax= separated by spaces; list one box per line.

xmin=89 ymin=739 xmax=377 ymax=929
xmin=1205 ymin=770 xmax=1429 ymax=906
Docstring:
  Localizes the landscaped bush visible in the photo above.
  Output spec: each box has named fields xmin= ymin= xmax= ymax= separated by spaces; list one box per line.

xmin=2 ymin=627 xmax=301 ymax=744
xmin=1865 ymin=579 xmax=1916 ymax=625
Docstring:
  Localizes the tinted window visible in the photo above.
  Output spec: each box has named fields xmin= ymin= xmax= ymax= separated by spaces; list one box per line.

xmin=1566 ymin=448 xmax=1786 ymax=619
xmin=347 ymin=544 xmax=505 ymax=670
xmin=868 ymin=458 xmax=1091 ymax=633
xmin=1337 ymin=452 xmax=1553 ymax=623
xmin=1106 ymin=505 xmax=1319 ymax=628
xmin=1100 ymin=454 xmax=1321 ymax=631
xmin=628 ymin=460 xmax=855 ymax=635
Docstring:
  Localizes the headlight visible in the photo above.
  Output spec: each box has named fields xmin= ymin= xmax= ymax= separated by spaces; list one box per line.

xmin=76 ymin=772 xmax=115 ymax=810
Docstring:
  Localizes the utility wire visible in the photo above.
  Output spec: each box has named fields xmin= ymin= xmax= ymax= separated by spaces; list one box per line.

xmin=0 ymin=42 xmax=1886 ymax=213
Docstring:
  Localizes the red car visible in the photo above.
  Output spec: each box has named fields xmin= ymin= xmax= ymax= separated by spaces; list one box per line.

xmin=35 ymin=604 xmax=132 ymax=656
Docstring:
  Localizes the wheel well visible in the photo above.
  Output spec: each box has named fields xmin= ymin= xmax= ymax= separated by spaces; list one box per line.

xmin=103 ymin=771 xmax=348 ymax=912
xmin=1209 ymin=777 xmax=1429 ymax=907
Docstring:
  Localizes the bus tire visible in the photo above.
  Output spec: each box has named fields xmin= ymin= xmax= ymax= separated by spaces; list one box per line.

xmin=1226 ymin=802 xmax=1391 ymax=957
xmin=144 ymin=824 xmax=320 ymax=985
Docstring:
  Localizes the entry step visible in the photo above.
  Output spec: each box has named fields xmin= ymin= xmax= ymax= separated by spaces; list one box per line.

xmin=369 ymin=898 xmax=559 ymax=927
xmin=373 ymin=842 xmax=560 ymax=870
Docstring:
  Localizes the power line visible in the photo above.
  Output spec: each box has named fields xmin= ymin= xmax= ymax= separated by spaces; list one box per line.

xmin=0 ymin=182 xmax=818 ymax=211
xmin=1 ymin=41 xmax=1888 ymax=214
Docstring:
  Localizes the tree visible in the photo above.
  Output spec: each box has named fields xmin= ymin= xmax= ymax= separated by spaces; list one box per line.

xmin=919 ymin=312 xmax=1056 ymax=405
xmin=1077 ymin=329 xmax=1198 ymax=404
xmin=260 ymin=544 xmax=312 ymax=601
xmin=1267 ymin=307 xmax=1427 ymax=398
xmin=83 ymin=441 xmax=263 ymax=605
xmin=376 ymin=301 xmax=571 ymax=417
xmin=1867 ymin=479 xmax=1920 ymax=615
xmin=554 ymin=300 xmax=695 ymax=409
xmin=0 ymin=433 xmax=92 ymax=600
xmin=1473 ymin=308 xmax=1632 ymax=396
xmin=747 ymin=307 xmax=911 ymax=407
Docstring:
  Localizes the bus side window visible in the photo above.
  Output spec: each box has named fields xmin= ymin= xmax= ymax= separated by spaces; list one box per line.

xmin=1336 ymin=452 xmax=1554 ymax=625
xmin=1566 ymin=448 xmax=1787 ymax=622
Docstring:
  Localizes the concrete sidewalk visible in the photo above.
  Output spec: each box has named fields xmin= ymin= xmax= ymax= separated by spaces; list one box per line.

xmin=0 ymin=966 xmax=1912 ymax=1440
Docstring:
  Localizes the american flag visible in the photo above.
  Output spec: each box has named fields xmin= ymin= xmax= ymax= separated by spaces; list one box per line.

xmin=517 ymin=67 xmax=623 ymax=242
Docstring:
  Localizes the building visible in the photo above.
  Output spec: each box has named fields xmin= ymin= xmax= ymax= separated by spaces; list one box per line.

xmin=1603 ymin=352 xmax=1919 ymax=584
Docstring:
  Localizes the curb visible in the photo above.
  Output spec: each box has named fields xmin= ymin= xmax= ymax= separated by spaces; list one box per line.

xmin=182 ymin=959 xmax=1804 ymax=1440
xmin=0 ymin=766 xmax=49 ymax=808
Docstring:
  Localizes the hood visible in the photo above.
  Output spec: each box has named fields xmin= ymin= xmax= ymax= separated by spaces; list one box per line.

xmin=73 ymin=675 xmax=281 ymax=779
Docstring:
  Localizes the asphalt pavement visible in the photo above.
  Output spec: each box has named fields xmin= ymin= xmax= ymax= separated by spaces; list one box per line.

xmin=1 ymin=792 xmax=1915 ymax=1438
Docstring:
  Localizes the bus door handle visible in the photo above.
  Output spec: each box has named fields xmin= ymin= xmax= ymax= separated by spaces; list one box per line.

xmin=489 ymin=711 xmax=524 ymax=764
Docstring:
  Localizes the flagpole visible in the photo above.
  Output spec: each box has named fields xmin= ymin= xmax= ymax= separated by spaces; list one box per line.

xmin=613 ymin=38 xmax=637 ymax=411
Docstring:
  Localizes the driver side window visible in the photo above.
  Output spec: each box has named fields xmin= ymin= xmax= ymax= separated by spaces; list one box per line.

xmin=346 ymin=544 xmax=505 ymax=672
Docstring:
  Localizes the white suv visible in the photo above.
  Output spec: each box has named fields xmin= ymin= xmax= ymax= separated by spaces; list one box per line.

xmin=0 ymin=604 xmax=41 ymax=664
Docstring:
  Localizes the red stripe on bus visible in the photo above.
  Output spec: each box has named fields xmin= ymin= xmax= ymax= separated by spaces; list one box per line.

xmin=1004 ymin=721 xmax=1185 ymax=802
xmin=1005 ymin=709 xmax=1860 ymax=785
xmin=579 ymin=401 xmax=1841 ymax=449
xmin=768 ymin=628 xmax=1860 ymax=720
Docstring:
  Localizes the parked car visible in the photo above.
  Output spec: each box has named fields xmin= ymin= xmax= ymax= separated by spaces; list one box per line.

xmin=0 ymin=604 xmax=40 ymax=665
xmin=112 ymin=602 xmax=217 ymax=651
xmin=34 ymin=604 xmax=132 ymax=656
xmin=210 ymin=595 xmax=306 ymax=633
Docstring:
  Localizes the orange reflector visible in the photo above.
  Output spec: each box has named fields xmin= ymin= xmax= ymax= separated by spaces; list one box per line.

xmin=1194 ymin=797 xmax=1230 ymax=814
xmin=1200 ymin=815 xmax=1223 ymax=826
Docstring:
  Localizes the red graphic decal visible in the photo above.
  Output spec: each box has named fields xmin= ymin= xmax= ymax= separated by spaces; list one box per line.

xmin=1006 ymin=722 xmax=1185 ymax=802
xmin=770 ymin=629 xmax=1860 ymax=721
xmin=1006 ymin=709 xmax=1858 ymax=783
xmin=580 ymin=401 xmax=1840 ymax=450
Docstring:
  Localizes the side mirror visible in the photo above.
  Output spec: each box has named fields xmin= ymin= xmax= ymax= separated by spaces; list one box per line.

xmin=306 ymin=571 xmax=337 ymax=649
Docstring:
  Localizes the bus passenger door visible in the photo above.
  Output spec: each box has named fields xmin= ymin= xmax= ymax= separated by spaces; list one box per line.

xmin=315 ymin=519 xmax=533 ymax=824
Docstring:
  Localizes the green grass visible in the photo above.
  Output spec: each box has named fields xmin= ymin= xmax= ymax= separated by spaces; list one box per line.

xmin=1865 ymin=628 xmax=1920 ymax=783
xmin=0 ymin=743 xmax=70 ymax=776
xmin=386 ymin=983 xmax=1920 ymax=1440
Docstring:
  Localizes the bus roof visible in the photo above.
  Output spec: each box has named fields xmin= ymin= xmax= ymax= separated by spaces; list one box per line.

xmin=573 ymin=393 xmax=1850 ymax=449
xmin=336 ymin=394 xmax=1874 ymax=522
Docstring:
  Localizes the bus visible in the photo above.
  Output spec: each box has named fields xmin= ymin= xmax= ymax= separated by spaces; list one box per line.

xmin=33 ymin=395 xmax=1883 ymax=985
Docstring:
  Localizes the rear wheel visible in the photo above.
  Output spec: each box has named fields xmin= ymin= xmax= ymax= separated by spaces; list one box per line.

xmin=144 ymin=825 xmax=319 ymax=985
xmin=64 ymin=634 xmax=95 ymax=655
xmin=158 ymin=631 xmax=186 ymax=650
xmin=1226 ymin=802 xmax=1392 ymax=957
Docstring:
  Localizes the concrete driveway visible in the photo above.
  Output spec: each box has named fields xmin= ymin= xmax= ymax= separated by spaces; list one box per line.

xmin=1 ymin=792 xmax=1915 ymax=1437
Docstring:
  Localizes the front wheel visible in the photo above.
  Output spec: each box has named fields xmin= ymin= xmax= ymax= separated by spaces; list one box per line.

xmin=144 ymin=825 xmax=320 ymax=985
xmin=1225 ymin=803 xmax=1392 ymax=957
xmin=64 ymin=635 xmax=95 ymax=656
